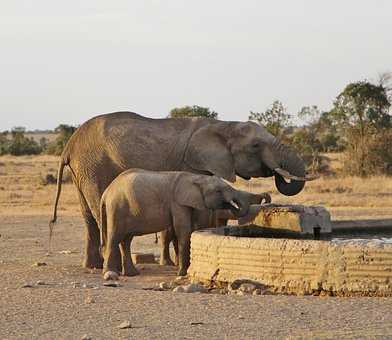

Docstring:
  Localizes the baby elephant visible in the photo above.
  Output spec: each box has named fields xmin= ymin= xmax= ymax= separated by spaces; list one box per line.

xmin=100 ymin=169 xmax=251 ymax=279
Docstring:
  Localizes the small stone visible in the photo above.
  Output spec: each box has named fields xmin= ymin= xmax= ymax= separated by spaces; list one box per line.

xmin=32 ymin=262 xmax=47 ymax=267
xmin=36 ymin=280 xmax=46 ymax=285
xmin=81 ymin=335 xmax=92 ymax=340
xmin=103 ymin=271 xmax=119 ymax=281
xmin=238 ymin=316 xmax=245 ymax=320
xmin=253 ymin=289 xmax=262 ymax=295
xmin=103 ymin=281 xmax=121 ymax=287
xmin=118 ymin=320 xmax=132 ymax=329
xmin=239 ymin=283 xmax=256 ymax=294
xmin=236 ymin=290 xmax=245 ymax=296
xmin=172 ymin=286 xmax=185 ymax=293
xmin=21 ymin=283 xmax=33 ymax=288
xmin=182 ymin=283 xmax=207 ymax=293
xmin=159 ymin=282 xmax=171 ymax=290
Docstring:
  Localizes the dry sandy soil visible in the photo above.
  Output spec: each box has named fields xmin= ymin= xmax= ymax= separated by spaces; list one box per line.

xmin=1 ymin=155 xmax=392 ymax=339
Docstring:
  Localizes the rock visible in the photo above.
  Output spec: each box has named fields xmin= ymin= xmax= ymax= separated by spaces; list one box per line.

xmin=81 ymin=335 xmax=92 ymax=340
xmin=253 ymin=289 xmax=262 ymax=295
xmin=103 ymin=281 xmax=121 ymax=287
xmin=182 ymin=283 xmax=207 ymax=293
xmin=236 ymin=290 xmax=245 ymax=296
xmin=172 ymin=286 xmax=185 ymax=293
xmin=239 ymin=282 xmax=257 ymax=294
xmin=103 ymin=271 xmax=119 ymax=281
xmin=159 ymin=282 xmax=171 ymax=290
xmin=118 ymin=320 xmax=132 ymax=329
xmin=21 ymin=283 xmax=33 ymax=288
xmin=36 ymin=280 xmax=47 ymax=285
xmin=32 ymin=262 xmax=47 ymax=267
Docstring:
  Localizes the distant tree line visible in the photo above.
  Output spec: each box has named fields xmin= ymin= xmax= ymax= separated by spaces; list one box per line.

xmin=2 ymin=73 xmax=391 ymax=177
xmin=0 ymin=124 xmax=76 ymax=156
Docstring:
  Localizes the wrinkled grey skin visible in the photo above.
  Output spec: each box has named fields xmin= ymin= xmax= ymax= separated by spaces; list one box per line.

xmin=99 ymin=170 xmax=251 ymax=277
xmin=50 ymin=112 xmax=313 ymax=269
xmin=160 ymin=192 xmax=271 ymax=266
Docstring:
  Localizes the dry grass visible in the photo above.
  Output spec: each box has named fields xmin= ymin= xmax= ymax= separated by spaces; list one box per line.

xmin=0 ymin=155 xmax=79 ymax=216
xmin=1 ymin=154 xmax=392 ymax=220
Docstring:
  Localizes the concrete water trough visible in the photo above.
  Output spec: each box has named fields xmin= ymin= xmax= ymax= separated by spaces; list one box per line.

xmin=188 ymin=205 xmax=392 ymax=296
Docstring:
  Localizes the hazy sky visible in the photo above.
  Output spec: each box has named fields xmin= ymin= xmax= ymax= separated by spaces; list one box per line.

xmin=1 ymin=0 xmax=391 ymax=130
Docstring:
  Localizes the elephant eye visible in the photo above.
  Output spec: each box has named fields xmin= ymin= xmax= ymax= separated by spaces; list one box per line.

xmin=252 ymin=142 xmax=259 ymax=149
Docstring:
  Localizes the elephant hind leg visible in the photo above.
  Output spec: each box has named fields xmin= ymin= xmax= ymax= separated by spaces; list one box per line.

xmin=120 ymin=237 xmax=139 ymax=276
xmin=160 ymin=229 xmax=176 ymax=266
xmin=77 ymin=190 xmax=103 ymax=269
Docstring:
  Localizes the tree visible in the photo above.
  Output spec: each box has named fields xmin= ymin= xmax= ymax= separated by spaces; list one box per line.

xmin=331 ymin=80 xmax=391 ymax=176
xmin=8 ymin=128 xmax=41 ymax=155
xmin=169 ymin=105 xmax=218 ymax=119
xmin=249 ymin=100 xmax=291 ymax=138
xmin=46 ymin=124 xmax=77 ymax=155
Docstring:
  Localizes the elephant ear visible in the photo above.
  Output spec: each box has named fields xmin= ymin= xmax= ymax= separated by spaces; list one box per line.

xmin=175 ymin=174 xmax=206 ymax=211
xmin=184 ymin=125 xmax=236 ymax=182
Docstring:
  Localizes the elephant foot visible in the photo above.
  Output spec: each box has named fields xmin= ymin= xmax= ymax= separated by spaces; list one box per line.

xmin=83 ymin=247 xmax=104 ymax=269
xmin=103 ymin=270 xmax=119 ymax=281
xmin=177 ymin=268 xmax=188 ymax=277
xmin=160 ymin=257 xmax=176 ymax=266
xmin=122 ymin=266 xmax=140 ymax=277
xmin=83 ymin=256 xmax=104 ymax=269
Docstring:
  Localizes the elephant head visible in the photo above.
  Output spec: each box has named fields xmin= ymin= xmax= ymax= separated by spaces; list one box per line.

xmin=175 ymin=174 xmax=250 ymax=217
xmin=184 ymin=120 xmax=318 ymax=196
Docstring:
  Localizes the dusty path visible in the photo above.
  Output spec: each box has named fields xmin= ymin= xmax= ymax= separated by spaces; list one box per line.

xmin=1 ymin=215 xmax=392 ymax=339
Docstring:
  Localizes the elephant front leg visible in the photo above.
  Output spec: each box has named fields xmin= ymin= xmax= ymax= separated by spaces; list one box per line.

xmin=172 ymin=207 xmax=192 ymax=276
xmin=120 ymin=237 xmax=139 ymax=276
xmin=160 ymin=229 xmax=175 ymax=266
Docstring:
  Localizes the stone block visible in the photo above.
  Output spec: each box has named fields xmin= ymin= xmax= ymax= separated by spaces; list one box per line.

xmin=239 ymin=204 xmax=332 ymax=235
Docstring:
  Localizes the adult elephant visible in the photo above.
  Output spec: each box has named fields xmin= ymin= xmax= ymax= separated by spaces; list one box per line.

xmin=50 ymin=112 xmax=316 ymax=269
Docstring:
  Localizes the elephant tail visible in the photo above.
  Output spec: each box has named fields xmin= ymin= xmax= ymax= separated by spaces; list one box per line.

xmin=100 ymin=198 xmax=107 ymax=254
xmin=48 ymin=155 xmax=69 ymax=251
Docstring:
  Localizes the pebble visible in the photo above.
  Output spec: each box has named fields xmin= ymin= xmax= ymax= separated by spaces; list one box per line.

xmin=103 ymin=271 xmax=119 ymax=281
xmin=239 ymin=283 xmax=256 ymax=294
xmin=183 ymin=283 xmax=208 ymax=293
xmin=118 ymin=320 xmax=132 ymax=329
xmin=81 ymin=335 xmax=92 ymax=340
xmin=36 ymin=280 xmax=47 ymax=285
xmin=21 ymin=283 xmax=33 ymax=288
xmin=32 ymin=262 xmax=47 ymax=267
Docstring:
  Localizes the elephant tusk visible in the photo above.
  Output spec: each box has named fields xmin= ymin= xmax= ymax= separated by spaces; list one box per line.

xmin=229 ymin=200 xmax=240 ymax=210
xmin=274 ymin=168 xmax=320 ymax=182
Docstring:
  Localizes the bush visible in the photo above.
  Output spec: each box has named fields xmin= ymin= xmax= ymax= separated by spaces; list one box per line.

xmin=343 ymin=128 xmax=392 ymax=176
xmin=8 ymin=129 xmax=42 ymax=156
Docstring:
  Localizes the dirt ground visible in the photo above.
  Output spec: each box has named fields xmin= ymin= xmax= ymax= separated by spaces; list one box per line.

xmin=1 ymin=155 xmax=392 ymax=339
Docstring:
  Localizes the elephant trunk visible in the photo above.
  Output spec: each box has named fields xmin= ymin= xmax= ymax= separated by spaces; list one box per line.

xmin=261 ymin=140 xmax=318 ymax=196
xmin=225 ymin=190 xmax=250 ymax=218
